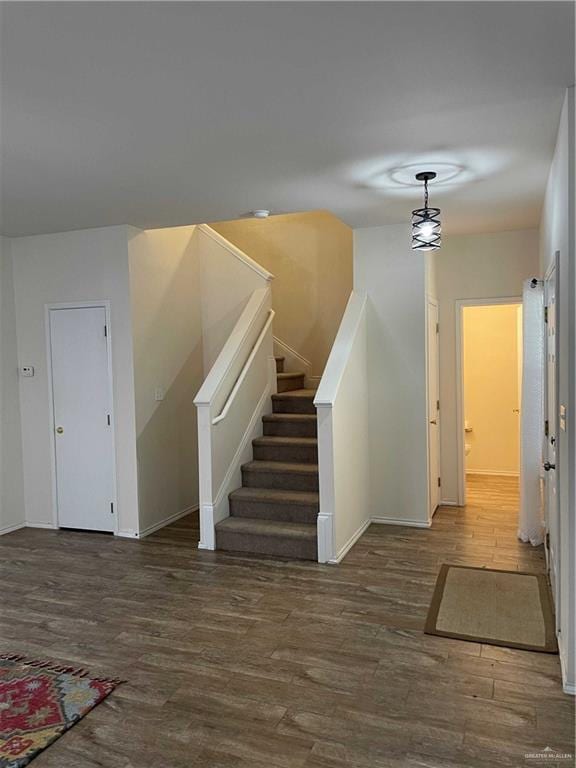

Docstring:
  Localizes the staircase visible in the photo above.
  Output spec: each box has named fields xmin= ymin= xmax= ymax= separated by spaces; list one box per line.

xmin=215 ymin=357 xmax=319 ymax=560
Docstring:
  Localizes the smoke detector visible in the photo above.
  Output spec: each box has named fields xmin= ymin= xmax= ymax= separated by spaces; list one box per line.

xmin=251 ymin=209 xmax=270 ymax=218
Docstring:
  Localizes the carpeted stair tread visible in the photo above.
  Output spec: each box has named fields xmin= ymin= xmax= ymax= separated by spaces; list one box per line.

xmin=216 ymin=517 xmax=317 ymax=540
xmin=263 ymin=414 xmax=317 ymax=422
xmin=230 ymin=487 xmax=319 ymax=506
xmin=242 ymin=460 xmax=318 ymax=475
xmin=272 ymin=389 xmax=317 ymax=399
xmin=253 ymin=436 xmax=317 ymax=447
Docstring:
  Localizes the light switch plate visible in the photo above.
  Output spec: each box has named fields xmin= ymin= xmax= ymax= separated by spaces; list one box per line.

xmin=155 ymin=387 xmax=165 ymax=401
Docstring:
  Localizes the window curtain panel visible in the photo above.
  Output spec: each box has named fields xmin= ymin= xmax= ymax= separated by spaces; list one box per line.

xmin=518 ymin=279 xmax=545 ymax=546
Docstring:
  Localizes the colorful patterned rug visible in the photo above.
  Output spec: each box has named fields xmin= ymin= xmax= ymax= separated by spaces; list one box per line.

xmin=0 ymin=653 xmax=123 ymax=767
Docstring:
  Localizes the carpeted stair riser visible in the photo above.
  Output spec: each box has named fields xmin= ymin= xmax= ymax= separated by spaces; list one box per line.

xmin=242 ymin=463 xmax=319 ymax=492
xmin=272 ymin=394 xmax=316 ymax=415
xmin=277 ymin=373 xmax=306 ymax=393
xmin=262 ymin=415 xmax=317 ymax=438
xmin=252 ymin=440 xmax=318 ymax=464
xmin=275 ymin=357 xmax=285 ymax=374
xmin=216 ymin=526 xmax=317 ymax=560
xmin=229 ymin=494 xmax=319 ymax=523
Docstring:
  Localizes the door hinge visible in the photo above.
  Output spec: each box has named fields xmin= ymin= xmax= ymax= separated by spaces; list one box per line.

xmin=437 ymin=477 xmax=441 ymax=487
xmin=545 ymin=419 xmax=549 ymax=437
xmin=436 ymin=399 xmax=440 ymax=412
xmin=436 ymin=322 xmax=439 ymax=334
xmin=107 ymin=414 xmax=111 ymax=426
xmin=110 ymin=502 xmax=115 ymax=515
xmin=544 ymin=306 xmax=548 ymax=324
xmin=104 ymin=324 xmax=108 ymax=337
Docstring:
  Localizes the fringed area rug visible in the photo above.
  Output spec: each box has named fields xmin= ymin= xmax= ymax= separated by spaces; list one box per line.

xmin=0 ymin=654 xmax=123 ymax=767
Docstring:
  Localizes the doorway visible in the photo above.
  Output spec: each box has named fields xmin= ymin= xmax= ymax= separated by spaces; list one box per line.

xmin=48 ymin=303 xmax=117 ymax=532
xmin=456 ymin=298 xmax=522 ymax=506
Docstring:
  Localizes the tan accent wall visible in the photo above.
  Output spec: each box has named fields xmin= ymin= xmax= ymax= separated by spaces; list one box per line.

xmin=210 ymin=211 xmax=353 ymax=378
xmin=463 ymin=304 xmax=521 ymax=476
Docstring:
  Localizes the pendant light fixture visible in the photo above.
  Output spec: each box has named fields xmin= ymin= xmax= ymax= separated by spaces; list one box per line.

xmin=411 ymin=171 xmax=441 ymax=251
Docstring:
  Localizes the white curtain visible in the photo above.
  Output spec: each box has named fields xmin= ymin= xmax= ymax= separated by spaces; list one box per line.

xmin=518 ymin=279 xmax=545 ymax=546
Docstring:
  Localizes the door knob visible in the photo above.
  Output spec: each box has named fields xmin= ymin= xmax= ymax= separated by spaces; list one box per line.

xmin=543 ymin=461 xmax=555 ymax=471
xmin=430 ymin=419 xmax=437 ymax=425
xmin=56 ymin=426 xmax=64 ymax=434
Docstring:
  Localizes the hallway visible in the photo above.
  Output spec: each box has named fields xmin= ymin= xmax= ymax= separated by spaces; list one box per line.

xmin=0 ymin=479 xmax=573 ymax=767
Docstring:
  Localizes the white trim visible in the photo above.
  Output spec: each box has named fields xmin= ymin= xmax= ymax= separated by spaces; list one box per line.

xmin=426 ymin=296 xmax=440 ymax=524
xmin=116 ymin=529 xmax=139 ymax=539
xmin=273 ymin=336 xmax=312 ymax=370
xmin=559 ymin=635 xmax=576 ymax=695
xmin=0 ymin=522 xmax=25 ymax=536
xmin=25 ymin=521 xmax=58 ymax=530
xmin=440 ymin=499 xmax=460 ymax=507
xmin=212 ymin=310 xmax=275 ymax=424
xmin=45 ymin=301 xmax=119 ymax=535
xmin=371 ymin=517 xmax=432 ymax=528
xmin=328 ymin=519 xmax=371 ymax=564
xmin=466 ymin=469 xmax=520 ymax=477
xmin=139 ymin=505 xmax=199 ymax=538
xmin=455 ymin=296 xmax=522 ymax=507
xmin=314 ymin=292 xmax=367 ymax=406
xmin=198 ymin=224 xmax=274 ymax=282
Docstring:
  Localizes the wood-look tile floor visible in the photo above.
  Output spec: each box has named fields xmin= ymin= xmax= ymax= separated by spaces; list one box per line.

xmin=1 ymin=475 xmax=574 ymax=767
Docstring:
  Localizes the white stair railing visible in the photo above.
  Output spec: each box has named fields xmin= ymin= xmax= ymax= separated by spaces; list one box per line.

xmin=194 ymin=286 xmax=277 ymax=549
xmin=314 ymin=291 xmax=370 ymax=563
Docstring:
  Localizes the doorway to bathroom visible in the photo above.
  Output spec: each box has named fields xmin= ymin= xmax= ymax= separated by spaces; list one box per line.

xmin=456 ymin=298 xmax=522 ymax=507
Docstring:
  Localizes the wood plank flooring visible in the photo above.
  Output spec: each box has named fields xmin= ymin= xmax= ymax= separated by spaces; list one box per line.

xmin=1 ymin=474 xmax=573 ymax=767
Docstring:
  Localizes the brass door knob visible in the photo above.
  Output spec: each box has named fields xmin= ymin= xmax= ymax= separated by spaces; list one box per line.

xmin=56 ymin=426 xmax=64 ymax=434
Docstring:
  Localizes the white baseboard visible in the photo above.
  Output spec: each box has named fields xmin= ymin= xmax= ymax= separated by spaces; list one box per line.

xmin=26 ymin=521 xmax=58 ymax=530
xmin=558 ymin=634 xmax=576 ymax=696
xmin=138 ymin=505 xmax=199 ymax=539
xmin=0 ymin=521 xmax=26 ymax=536
xmin=116 ymin=529 xmax=139 ymax=539
xmin=371 ymin=516 xmax=431 ymax=528
xmin=328 ymin=518 xmax=371 ymax=564
xmin=440 ymin=499 xmax=460 ymax=507
xmin=466 ymin=469 xmax=519 ymax=477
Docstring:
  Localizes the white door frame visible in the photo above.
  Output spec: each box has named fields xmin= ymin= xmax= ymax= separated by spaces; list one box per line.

xmin=45 ymin=301 xmax=119 ymax=534
xmin=426 ymin=296 xmax=440 ymax=522
xmin=455 ymin=296 xmax=522 ymax=507
xmin=544 ymin=253 xmax=560 ymax=625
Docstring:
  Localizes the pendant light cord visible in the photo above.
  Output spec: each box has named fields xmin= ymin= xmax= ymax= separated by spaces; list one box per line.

xmin=424 ymin=178 xmax=429 ymax=209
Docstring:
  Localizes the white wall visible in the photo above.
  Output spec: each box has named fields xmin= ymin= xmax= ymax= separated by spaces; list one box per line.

xmin=128 ymin=225 xmax=204 ymax=536
xmin=197 ymin=227 xmax=272 ymax=374
xmin=0 ymin=237 xmax=25 ymax=534
xmin=354 ymin=224 xmax=429 ymax=526
xmin=11 ymin=226 xmax=140 ymax=536
xmin=434 ymin=229 xmax=539 ymax=503
xmin=539 ymin=87 xmax=575 ymax=694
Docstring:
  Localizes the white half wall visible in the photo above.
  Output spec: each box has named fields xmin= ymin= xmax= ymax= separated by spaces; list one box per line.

xmin=539 ymin=87 xmax=575 ymax=694
xmin=0 ymin=237 xmax=25 ymax=534
xmin=354 ymin=224 xmax=429 ymax=526
xmin=128 ymin=225 xmax=204 ymax=536
xmin=11 ymin=226 xmax=140 ymax=535
xmin=434 ymin=229 xmax=539 ymax=504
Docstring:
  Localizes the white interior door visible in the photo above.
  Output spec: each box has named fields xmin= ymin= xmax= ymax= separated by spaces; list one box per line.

xmin=544 ymin=265 xmax=559 ymax=625
xmin=427 ymin=299 xmax=441 ymax=518
xmin=50 ymin=306 xmax=115 ymax=532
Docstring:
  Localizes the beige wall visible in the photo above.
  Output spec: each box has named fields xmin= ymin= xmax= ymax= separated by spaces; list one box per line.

xmin=463 ymin=304 xmax=521 ymax=476
xmin=128 ymin=225 xmax=204 ymax=535
xmin=435 ymin=229 xmax=539 ymax=503
xmin=210 ymin=211 xmax=353 ymax=378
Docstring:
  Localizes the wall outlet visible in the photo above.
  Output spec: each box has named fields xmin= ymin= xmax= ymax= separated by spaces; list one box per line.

xmin=155 ymin=387 xmax=165 ymax=401
xmin=20 ymin=366 xmax=35 ymax=377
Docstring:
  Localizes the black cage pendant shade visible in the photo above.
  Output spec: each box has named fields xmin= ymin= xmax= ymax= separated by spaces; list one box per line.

xmin=411 ymin=171 xmax=441 ymax=251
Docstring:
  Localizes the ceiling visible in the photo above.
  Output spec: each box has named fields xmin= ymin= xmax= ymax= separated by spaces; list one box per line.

xmin=0 ymin=2 xmax=573 ymax=237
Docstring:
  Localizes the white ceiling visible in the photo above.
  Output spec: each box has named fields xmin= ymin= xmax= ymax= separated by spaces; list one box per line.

xmin=0 ymin=2 xmax=573 ymax=237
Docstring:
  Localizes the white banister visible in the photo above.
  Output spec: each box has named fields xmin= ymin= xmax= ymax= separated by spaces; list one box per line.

xmin=314 ymin=291 xmax=370 ymax=563
xmin=194 ymin=285 xmax=276 ymax=550
xmin=198 ymin=224 xmax=274 ymax=283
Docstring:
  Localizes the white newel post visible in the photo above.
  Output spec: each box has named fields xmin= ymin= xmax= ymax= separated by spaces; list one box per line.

xmin=196 ymin=403 xmax=216 ymax=550
xmin=316 ymin=403 xmax=336 ymax=563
